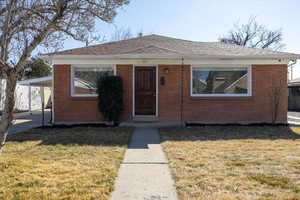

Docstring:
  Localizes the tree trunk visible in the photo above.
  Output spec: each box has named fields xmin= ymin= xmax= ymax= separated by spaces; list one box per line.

xmin=0 ymin=74 xmax=17 ymax=151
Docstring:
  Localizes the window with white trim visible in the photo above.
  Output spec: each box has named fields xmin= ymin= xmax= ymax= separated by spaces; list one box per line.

xmin=191 ymin=66 xmax=251 ymax=96
xmin=71 ymin=65 xmax=114 ymax=96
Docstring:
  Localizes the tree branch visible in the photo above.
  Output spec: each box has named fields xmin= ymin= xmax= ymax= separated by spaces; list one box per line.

xmin=14 ymin=1 xmax=69 ymax=74
xmin=219 ymin=17 xmax=284 ymax=50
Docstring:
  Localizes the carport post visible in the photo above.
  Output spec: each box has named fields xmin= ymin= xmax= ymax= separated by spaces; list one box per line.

xmin=50 ymin=87 xmax=53 ymax=124
xmin=41 ymin=86 xmax=45 ymax=126
xmin=28 ymin=83 xmax=32 ymax=115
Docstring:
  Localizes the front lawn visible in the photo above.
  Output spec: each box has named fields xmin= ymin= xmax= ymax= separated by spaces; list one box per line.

xmin=160 ymin=126 xmax=300 ymax=200
xmin=0 ymin=126 xmax=132 ymax=200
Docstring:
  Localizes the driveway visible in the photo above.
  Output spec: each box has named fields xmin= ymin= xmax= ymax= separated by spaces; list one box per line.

xmin=8 ymin=110 xmax=51 ymax=134
xmin=288 ymin=111 xmax=300 ymax=123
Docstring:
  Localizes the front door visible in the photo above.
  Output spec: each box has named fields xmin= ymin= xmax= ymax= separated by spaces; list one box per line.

xmin=135 ymin=67 xmax=156 ymax=116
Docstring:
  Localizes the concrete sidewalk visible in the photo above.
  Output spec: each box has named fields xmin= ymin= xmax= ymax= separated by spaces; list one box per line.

xmin=110 ymin=127 xmax=178 ymax=200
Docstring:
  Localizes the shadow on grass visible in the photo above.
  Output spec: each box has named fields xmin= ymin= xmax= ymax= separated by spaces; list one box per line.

xmin=7 ymin=126 xmax=132 ymax=146
xmin=160 ymin=125 xmax=300 ymax=142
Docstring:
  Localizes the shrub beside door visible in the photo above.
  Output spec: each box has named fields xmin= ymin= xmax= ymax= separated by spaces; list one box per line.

xmin=97 ymin=76 xmax=123 ymax=125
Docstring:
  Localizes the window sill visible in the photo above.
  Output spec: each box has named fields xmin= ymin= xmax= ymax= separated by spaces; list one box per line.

xmin=71 ymin=95 xmax=98 ymax=98
xmin=191 ymin=94 xmax=251 ymax=97
xmin=69 ymin=95 xmax=98 ymax=101
xmin=189 ymin=95 xmax=254 ymax=102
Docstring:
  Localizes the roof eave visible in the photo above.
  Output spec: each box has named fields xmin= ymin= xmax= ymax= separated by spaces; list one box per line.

xmin=18 ymin=76 xmax=52 ymax=86
xmin=40 ymin=53 xmax=300 ymax=60
xmin=288 ymin=83 xmax=300 ymax=87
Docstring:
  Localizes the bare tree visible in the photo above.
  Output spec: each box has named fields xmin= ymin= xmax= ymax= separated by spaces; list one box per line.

xmin=0 ymin=0 xmax=129 ymax=151
xmin=110 ymin=27 xmax=133 ymax=41
xmin=83 ymin=31 xmax=106 ymax=47
xmin=219 ymin=17 xmax=284 ymax=50
xmin=109 ymin=27 xmax=145 ymax=41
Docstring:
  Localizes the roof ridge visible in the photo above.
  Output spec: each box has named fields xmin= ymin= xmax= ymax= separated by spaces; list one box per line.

xmin=150 ymin=34 xmax=214 ymax=44
xmin=92 ymin=34 xmax=156 ymax=47
xmin=122 ymin=44 xmax=183 ymax=54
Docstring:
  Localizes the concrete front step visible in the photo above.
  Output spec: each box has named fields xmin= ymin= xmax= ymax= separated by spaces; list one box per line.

xmin=133 ymin=116 xmax=159 ymax=122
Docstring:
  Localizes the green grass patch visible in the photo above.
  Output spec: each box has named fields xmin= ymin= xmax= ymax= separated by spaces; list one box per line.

xmin=250 ymin=173 xmax=300 ymax=193
xmin=228 ymin=158 xmax=247 ymax=167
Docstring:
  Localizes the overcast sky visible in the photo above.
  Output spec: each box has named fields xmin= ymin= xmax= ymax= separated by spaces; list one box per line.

xmin=44 ymin=0 xmax=300 ymax=78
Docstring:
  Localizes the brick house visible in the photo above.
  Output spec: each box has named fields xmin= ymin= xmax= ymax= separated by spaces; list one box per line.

xmin=42 ymin=34 xmax=300 ymax=124
xmin=288 ymin=77 xmax=300 ymax=110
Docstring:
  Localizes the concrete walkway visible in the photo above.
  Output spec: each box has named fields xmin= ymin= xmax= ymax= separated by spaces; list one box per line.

xmin=110 ymin=127 xmax=178 ymax=200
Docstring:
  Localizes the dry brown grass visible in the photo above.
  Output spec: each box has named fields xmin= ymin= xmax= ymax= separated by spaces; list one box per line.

xmin=160 ymin=126 xmax=300 ymax=200
xmin=0 ymin=126 xmax=132 ymax=200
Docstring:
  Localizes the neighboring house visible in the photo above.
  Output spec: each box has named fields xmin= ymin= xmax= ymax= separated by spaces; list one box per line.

xmin=42 ymin=34 xmax=300 ymax=124
xmin=288 ymin=77 xmax=300 ymax=110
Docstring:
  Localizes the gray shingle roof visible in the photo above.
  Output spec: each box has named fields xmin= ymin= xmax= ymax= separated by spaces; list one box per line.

xmin=45 ymin=34 xmax=300 ymax=59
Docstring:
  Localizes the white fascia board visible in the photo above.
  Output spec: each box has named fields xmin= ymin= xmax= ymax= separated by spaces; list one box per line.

xmin=39 ymin=53 xmax=299 ymax=65
xmin=40 ymin=53 xmax=300 ymax=60
xmin=49 ymin=57 xmax=290 ymax=65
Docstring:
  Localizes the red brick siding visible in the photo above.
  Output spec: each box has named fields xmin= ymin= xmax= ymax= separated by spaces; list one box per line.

xmin=53 ymin=64 xmax=133 ymax=123
xmin=117 ymin=65 xmax=133 ymax=121
xmin=158 ymin=64 xmax=287 ymax=122
xmin=53 ymin=64 xmax=287 ymax=123
xmin=53 ymin=65 xmax=101 ymax=122
xmin=158 ymin=65 xmax=181 ymax=120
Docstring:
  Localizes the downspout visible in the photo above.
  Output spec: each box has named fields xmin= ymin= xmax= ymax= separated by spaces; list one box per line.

xmin=289 ymin=59 xmax=297 ymax=81
xmin=180 ymin=57 xmax=184 ymax=127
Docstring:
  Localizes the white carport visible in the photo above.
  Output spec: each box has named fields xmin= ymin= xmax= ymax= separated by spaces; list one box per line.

xmin=18 ymin=76 xmax=52 ymax=125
